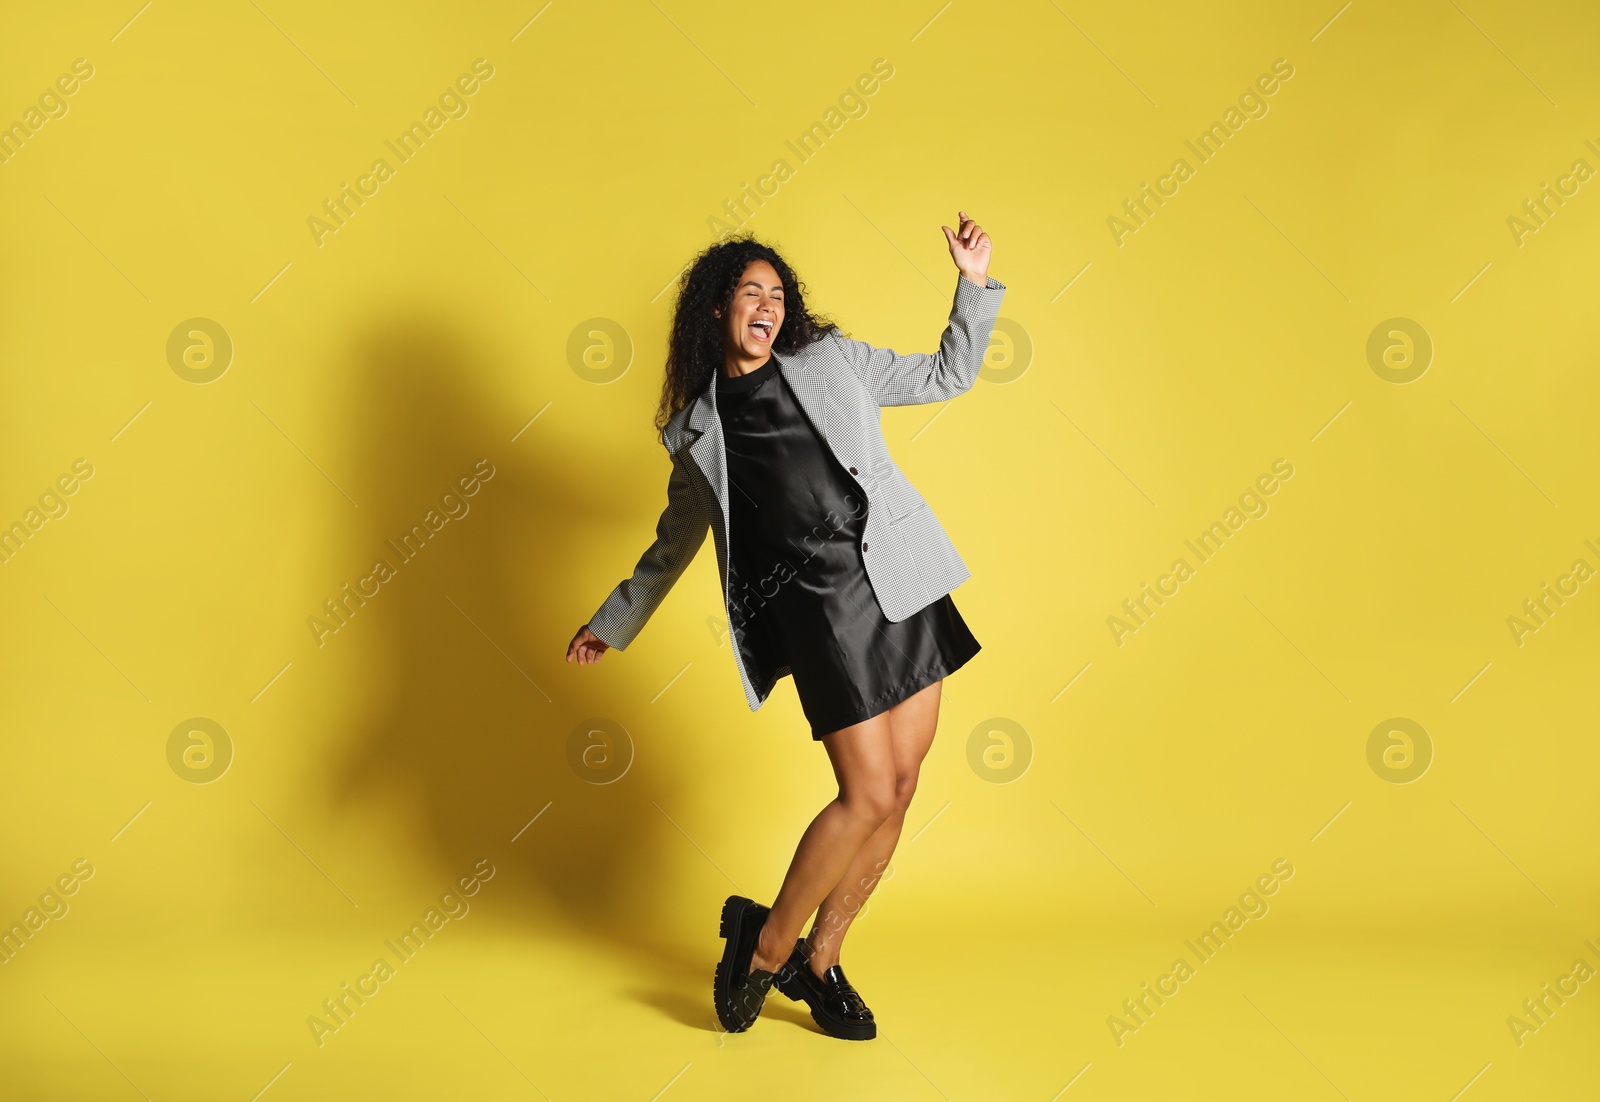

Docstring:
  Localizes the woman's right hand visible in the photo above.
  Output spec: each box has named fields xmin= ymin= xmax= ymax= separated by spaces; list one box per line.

xmin=566 ymin=625 xmax=611 ymax=665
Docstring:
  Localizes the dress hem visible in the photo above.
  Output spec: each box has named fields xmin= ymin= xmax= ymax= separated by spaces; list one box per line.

xmin=807 ymin=640 xmax=980 ymax=740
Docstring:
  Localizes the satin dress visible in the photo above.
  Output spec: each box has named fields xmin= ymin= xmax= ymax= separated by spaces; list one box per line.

xmin=715 ymin=355 xmax=980 ymax=738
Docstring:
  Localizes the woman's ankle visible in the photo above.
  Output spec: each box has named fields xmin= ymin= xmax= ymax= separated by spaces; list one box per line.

xmin=800 ymin=933 xmax=839 ymax=977
xmin=747 ymin=915 xmax=789 ymax=974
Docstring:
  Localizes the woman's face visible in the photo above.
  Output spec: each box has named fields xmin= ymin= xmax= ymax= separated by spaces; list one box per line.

xmin=715 ymin=259 xmax=785 ymax=360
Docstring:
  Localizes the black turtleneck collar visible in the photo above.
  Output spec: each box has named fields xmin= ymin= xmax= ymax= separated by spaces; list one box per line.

xmin=717 ymin=355 xmax=776 ymax=395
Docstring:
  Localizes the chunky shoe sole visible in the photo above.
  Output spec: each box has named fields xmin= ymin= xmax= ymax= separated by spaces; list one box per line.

xmin=713 ymin=895 xmax=776 ymax=1033
xmin=775 ymin=941 xmax=877 ymax=1040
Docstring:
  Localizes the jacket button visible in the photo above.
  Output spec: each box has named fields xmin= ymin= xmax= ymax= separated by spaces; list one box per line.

xmin=848 ymin=466 xmax=858 ymax=475
xmin=862 ymin=542 xmax=869 ymax=552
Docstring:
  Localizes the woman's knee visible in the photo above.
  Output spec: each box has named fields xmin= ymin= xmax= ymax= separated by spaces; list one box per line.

xmin=892 ymin=770 xmax=920 ymax=813
xmin=840 ymin=777 xmax=898 ymax=825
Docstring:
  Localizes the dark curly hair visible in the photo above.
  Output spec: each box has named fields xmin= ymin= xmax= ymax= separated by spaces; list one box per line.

xmin=655 ymin=234 xmax=841 ymax=434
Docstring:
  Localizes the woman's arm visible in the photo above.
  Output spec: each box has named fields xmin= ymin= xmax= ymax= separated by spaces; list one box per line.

xmin=832 ymin=211 xmax=1006 ymax=406
xmin=570 ymin=447 xmax=711 ymax=661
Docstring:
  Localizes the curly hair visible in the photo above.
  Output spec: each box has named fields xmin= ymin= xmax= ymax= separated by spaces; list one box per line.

xmin=655 ymin=234 xmax=841 ymax=434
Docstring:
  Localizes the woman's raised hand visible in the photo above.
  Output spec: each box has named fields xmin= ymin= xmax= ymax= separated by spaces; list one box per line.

xmin=566 ymin=624 xmax=611 ymax=665
xmin=941 ymin=209 xmax=992 ymax=286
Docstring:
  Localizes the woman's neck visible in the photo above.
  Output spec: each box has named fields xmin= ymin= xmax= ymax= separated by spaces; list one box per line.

xmin=723 ymin=353 xmax=771 ymax=378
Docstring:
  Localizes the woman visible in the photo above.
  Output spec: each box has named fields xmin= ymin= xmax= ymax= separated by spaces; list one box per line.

xmin=566 ymin=213 xmax=1005 ymax=1040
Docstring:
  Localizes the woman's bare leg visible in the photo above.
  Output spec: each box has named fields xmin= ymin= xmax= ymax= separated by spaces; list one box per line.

xmin=801 ymin=679 xmax=942 ymax=976
xmin=747 ymin=709 xmax=900 ymax=974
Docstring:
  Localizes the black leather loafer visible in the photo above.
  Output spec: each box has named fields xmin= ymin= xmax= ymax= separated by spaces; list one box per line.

xmin=775 ymin=937 xmax=877 ymax=1040
xmin=713 ymin=895 xmax=780 ymax=1033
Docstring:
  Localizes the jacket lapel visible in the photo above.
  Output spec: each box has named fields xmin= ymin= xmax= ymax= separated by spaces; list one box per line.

xmin=685 ymin=366 xmax=726 ymax=531
xmin=774 ymin=349 xmax=837 ymax=446
xmin=680 ymin=346 xmax=840 ymax=526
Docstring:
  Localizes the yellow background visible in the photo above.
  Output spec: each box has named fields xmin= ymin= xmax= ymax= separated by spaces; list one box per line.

xmin=2 ymin=0 xmax=1597 ymax=1098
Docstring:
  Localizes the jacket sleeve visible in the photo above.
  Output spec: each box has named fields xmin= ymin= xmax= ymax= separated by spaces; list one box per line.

xmin=586 ymin=445 xmax=711 ymax=650
xmin=831 ymin=273 xmax=1007 ymax=406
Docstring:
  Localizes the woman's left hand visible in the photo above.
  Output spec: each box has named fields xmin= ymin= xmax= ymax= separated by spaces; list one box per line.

xmin=941 ymin=210 xmax=991 ymax=286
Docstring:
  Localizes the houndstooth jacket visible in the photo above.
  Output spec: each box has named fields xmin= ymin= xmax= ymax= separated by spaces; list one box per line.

xmin=586 ymin=272 xmax=1008 ymax=712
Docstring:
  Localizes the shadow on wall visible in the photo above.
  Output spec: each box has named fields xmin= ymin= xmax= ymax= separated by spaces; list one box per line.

xmin=319 ymin=308 xmax=716 ymax=993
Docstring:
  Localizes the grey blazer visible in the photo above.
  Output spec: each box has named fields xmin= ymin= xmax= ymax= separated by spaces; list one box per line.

xmin=587 ymin=272 xmax=1008 ymax=712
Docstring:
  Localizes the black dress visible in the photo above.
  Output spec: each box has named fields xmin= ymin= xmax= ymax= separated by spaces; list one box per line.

xmin=715 ymin=355 xmax=980 ymax=739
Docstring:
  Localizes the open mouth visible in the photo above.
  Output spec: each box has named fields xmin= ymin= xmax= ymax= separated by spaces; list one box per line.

xmin=748 ymin=319 xmax=773 ymax=343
